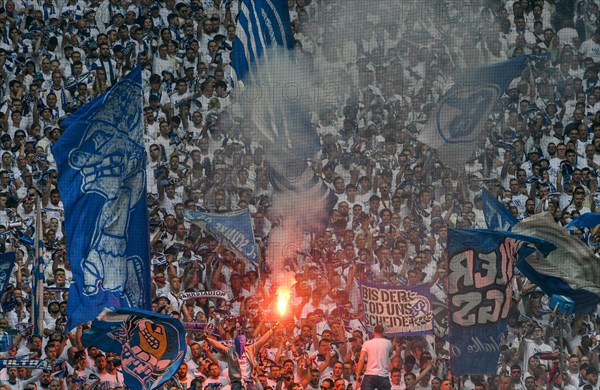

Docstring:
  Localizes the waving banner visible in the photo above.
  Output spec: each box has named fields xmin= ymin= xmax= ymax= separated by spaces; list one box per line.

xmin=82 ymin=308 xmax=185 ymax=390
xmin=513 ymin=212 xmax=600 ymax=313
xmin=231 ymin=0 xmax=294 ymax=80
xmin=447 ymin=228 xmax=554 ymax=375
xmin=184 ymin=209 xmax=258 ymax=266
xmin=419 ymin=56 xmax=530 ymax=168
xmin=53 ymin=67 xmax=150 ymax=329
xmin=359 ymin=281 xmax=432 ymax=336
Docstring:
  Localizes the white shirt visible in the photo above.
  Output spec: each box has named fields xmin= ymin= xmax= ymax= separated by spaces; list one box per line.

xmin=360 ymin=336 xmax=392 ymax=377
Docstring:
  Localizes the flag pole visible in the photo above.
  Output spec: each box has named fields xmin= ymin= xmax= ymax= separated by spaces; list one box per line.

xmin=32 ymin=194 xmax=44 ymax=336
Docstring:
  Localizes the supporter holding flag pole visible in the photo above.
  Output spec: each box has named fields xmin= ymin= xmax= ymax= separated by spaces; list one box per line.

xmin=52 ymin=66 xmax=151 ymax=329
xmin=32 ymin=193 xmax=44 ymax=337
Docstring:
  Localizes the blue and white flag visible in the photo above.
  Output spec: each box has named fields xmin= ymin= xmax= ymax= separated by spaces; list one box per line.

xmin=359 ymin=281 xmax=432 ymax=336
xmin=419 ymin=56 xmax=530 ymax=168
xmin=231 ymin=0 xmax=294 ymax=81
xmin=0 ymin=252 xmax=15 ymax=297
xmin=513 ymin=212 xmax=600 ymax=312
xmin=447 ymin=228 xmax=554 ymax=375
xmin=183 ymin=209 xmax=259 ymax=266
xmin=82 ymin=308 xmax=185 ymax=390
xmin=482 ymin=188 xmax=518 ymax=231
xmin=52 ymin=67 xmax=151 ymax=329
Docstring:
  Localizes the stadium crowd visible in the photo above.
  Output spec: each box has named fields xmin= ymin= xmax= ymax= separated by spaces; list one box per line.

xmin=0 ymin=0 xmax=597 ymax=390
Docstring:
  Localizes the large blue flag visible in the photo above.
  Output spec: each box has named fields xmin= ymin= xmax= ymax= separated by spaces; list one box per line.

xmin=513 ymin=212 xmax=600 ymax=312
xmin=482 ymin=188 xmax=518 ymax=231
xmin=52 ymin=67 xmax=151 ymax=329
xmin=419 ymin=56 xmax=530 ymax=168
xmin=447 ymin=228 xmax=554 ymax=375
xmin=183 ymin=209 xmax=259 ymax=266
xmin=231 ymin=0 xmax=294 ymax=80
xmin=82 ymin=308 xmax=185 ymax=390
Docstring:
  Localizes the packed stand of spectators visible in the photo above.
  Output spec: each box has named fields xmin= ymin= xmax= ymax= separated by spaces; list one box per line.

xmin=0 ymin=0 xmax=598 ymax=390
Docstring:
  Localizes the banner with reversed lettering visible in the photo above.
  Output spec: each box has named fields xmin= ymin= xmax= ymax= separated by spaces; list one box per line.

xmin=447 ymin=228 xmax=554 ymax=375
xmin=359 ymin=281 xmax=432 ymax=336
xmin=183 ymin=209 xmax=258 ymax=266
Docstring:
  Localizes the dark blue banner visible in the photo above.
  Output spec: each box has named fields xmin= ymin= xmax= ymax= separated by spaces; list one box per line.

xmin=82 ymin=308 xmax=185 ymax=390
xmin=359 ymin=281 xmax=432 ymax=336
xmin=52 ymin=67 xmax=151 ymax=329
xmin=184 ymin=209 xmax=259 ymax=266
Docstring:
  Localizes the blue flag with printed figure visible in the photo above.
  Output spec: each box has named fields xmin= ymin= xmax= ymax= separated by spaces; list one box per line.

xmin=231 ymin=0 xmax=294 ymax=81
xmin=82 ymin=308 xmax=185 ymax=390
xmin=513 ymin=212 xmax=600 ymax=312
xmin=183 ymin=209 xmax=259 ymax=266
xmin=419 ymin=55 xmax=530 ymax=168
xmin=447 ymin=228 xmax=554 ymax=375
xmin=52 ymin=67 xmax=151 ymax=330
xmin=482 ymin=188 xmax=518 ymax=231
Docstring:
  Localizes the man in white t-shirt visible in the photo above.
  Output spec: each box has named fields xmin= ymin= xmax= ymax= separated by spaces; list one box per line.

xmin=518 ymin=325 xmax=553 ymax=373
xmin=355 ymin=325 xmax=392 ymax=390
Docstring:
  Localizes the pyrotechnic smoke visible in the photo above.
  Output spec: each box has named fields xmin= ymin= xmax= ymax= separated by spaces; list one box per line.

xmin=233 ymin=0 xmax=494 ymax=287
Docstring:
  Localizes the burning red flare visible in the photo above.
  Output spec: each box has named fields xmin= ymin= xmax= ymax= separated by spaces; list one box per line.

xmin=276 ymin=286 xmax=291 ymax=317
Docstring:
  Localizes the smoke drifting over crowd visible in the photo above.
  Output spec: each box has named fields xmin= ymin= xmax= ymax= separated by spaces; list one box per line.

xmin=230 ymin=0 xmax=513 ymax=288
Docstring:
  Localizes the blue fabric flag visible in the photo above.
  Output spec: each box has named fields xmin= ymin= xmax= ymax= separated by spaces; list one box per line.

xmin=183 ymin=209 xmax=259 ymax=266
xmin=82 ymin=308 xmax=186 ymax=390
xmin=419 ymin=56 xmax=530 ymax=168
xmin=565 ymin=212 xmax=600 ymax=230
xmin=482 ymin=188 xmax=518 ymax=231
xmin=513 ymin=212 xmax=600 ymax=312
xmin=231 ymin=0 xmax=294 ymax=81
xmin=0 ymin=252 xmax=15 ymax=297
xmin=447 ymin=228 xmax=554 ymax=375
xmin=52 ymin=67 xmax=151 ymax=329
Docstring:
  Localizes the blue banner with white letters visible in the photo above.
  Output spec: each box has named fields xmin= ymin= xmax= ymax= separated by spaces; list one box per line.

xmin=52 ymin=67 xmax=151 ymax=330
xmin=184 ymin=209 xmax=259 ymax=266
